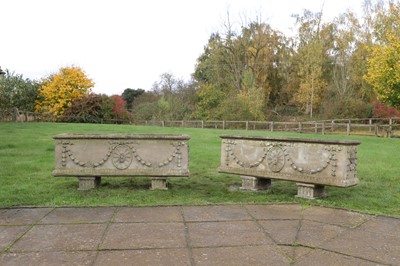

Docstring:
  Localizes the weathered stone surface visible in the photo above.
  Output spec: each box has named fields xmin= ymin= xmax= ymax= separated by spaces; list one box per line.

xmin=183 ymin=205 xmax=252 ymax=222
xmin=321 ymin=227 xmax=400 ymax=265
xmin=259 ymin=220 xmax=301 ymax=245
xmin=296 ymin=183 xmax=326 ymax=199
xmin=100 ymin=223 xmax=186 ymax=249
xmin=293 ymin=249 xmax=380 ymax=266
xmin=240 ymin=175 xmax=272 ymax=191
xmin=150 ymin=177 xmax=168 ymax=190
xmin=0 ymin=208 xmax=52 ymax=225
xmin=0 ymin=251 xmax=96 ymax=266
xmin=219 ymin=135 xmax=360 ymax=198
xmin=245 ymin=204 xmax=303 ymax=220
xmin=114 ymin=206 xmax=183 ymax=223
xmin=10 ymin=224 xmax=107 ymax=252
xmin=53 ymin=134 xmax=190 ymax=189
xmin=192 ymin=245 xmax=290 ymax=266
xmin=40 ymin=207 xmax=116 ymax=224
xmin=302 ymin=206 xmax=373 ymax=227
xmin=0 ymin=226 xmax=28 ymax=252
xmin=95 ymin=249 xmax=191 ymax=266
xmin=296 ymin=220 xmax=347 ymax=247
xmin=2 ymin=205 xmax=398 ymax=265
xmin=187 ymin=221 xmax=273 ymax=247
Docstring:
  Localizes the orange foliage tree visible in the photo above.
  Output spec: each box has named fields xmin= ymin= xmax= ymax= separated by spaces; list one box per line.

xmin=35 ymin=66 xmax=94 ymax=118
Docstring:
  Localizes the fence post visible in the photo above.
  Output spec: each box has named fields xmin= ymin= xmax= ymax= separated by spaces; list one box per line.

xmin=347 ymin=122 xmax=351 ymax=135
xmin=369 ymin=119 xmax=372 ymax=132
xmin=322 ymin=122 xmax=325 ymax=135
xmin=314 ymin=123 xmax=318 ymax=133
xmin=374 ymin=124 xmax=378 ymax=137
xmin=246 ymin=121 xmax=249 ymax=131
xmin=201 ymin=120 xmax=204 ymax=129
xmin=162 ymin=121 xmax=165 ymax=127
xmin=181 ymin=120 xmax=184 ymax=128
xmin=270 ymin=121 xmax=274 ymax=132
xmin=298 ymin=122 xmax=302 ymax=133
xmin=222 ymin=120 xmax=225 ymax=130
xmin=389 ymin=118 xmax=393 ymax=138
xmin=331 ymin=120 xmax=335 ymax=132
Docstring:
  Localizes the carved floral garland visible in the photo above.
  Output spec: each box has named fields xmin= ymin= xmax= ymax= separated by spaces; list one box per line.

xmin=60 ymin=141 xmax=185 ymax=170
xmin=224 ymin=140 xmax=339 ymax=176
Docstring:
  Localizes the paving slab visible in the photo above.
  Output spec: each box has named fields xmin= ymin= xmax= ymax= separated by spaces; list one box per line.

xmin=302 ymin=206 xmax=373 ymax=227
xmin=0 ymin=226 xmax=28 ymax=252
xmin=357 ymin=215 xmax=400 ymax=235
xmin=9 ymin=224 xmax=107 ymax=252
xmin=40 ymin=207 xmax=116 ymax=224
xmin=321 ymin=226 xmax=400 ymax=265
xmin=187 ymin=221 xmax=273 ymax=247
xmin=259 ymin=220 xmax=301 ymax=245
xmin=95 ymin=249 xmax=191 ymax=266
xmin=296 ymin=220 xmax=347 ymax=247
xmin=115 ymin=206 xmax=183 ymax=223
xmin=245 ymin=204 xmax=303 ymax=220
xmin=0 ymin=208 xmax=52 ymax=225
xmin=183 ymin=205 xmax=251 ymax=222
xmin=192 ymin=245 xmax=290 ymax=266
xmin=0 ymin=251 xmax=97 ymax=266
xmin=100 ymin=222 xmax=187 ymax=249
xmin=0 ymin=204 xmax=399 ymax=266
xmin=293 ymin=249 xmax=382 ymax=266
xmin=278 ymin=246 xmax=315 ymax=262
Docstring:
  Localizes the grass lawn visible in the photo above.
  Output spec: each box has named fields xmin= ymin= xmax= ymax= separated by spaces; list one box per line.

xmin=0 ymin=122 xmax=399 ymax=217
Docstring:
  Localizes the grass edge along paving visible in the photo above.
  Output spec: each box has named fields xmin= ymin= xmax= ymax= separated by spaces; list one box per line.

xmin=0 ymin=122 xmax=399 ymax=218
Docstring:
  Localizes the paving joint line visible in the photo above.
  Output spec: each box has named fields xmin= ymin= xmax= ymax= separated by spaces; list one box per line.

xmin=180 ymin=206 xmax=195 ymax=266
xmin=0 ymin=207 xmax=56 ymax=255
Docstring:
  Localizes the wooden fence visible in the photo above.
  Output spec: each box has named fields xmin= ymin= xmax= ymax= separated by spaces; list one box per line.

xmin=1 ymin=109 xmax=399 ymax=138
xmin=136 ymin=118 xmax=399 ymax=138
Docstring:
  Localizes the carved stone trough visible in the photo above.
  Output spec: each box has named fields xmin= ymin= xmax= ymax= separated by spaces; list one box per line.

xmin=53 ymin=134 xmax=190 ymax=190
xmin=219 ymin=135 xmax=360 ymax=199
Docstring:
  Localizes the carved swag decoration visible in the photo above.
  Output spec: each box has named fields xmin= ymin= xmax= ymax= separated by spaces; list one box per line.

xmin=59 ymin=141 xmax=185 ymax=170
xmin=223 ymin=140 xmax=351 ymax=177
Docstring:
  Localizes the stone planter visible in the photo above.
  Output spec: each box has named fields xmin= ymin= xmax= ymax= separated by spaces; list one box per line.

xmin=53 ymin=134 xmax=190 ymax=190
xmin=219 ymin=135 xmax=360 ymax=199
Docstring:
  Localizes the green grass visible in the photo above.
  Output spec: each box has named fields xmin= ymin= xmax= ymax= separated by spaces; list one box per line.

xmin=0 ymin=122 xmax=399 ymax=217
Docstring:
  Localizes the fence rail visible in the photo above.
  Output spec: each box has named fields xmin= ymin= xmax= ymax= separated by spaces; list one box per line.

xmin=135 ymin=119 xmax=400 ymax=138
xmin=1 ymin=109 xmax=399 ymax=138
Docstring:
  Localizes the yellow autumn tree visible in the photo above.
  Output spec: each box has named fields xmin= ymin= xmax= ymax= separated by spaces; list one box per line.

xmin=365 ymin=33 xmax=400 ymax=109
xmin=35 ymin=66 xmax=94 ymax=118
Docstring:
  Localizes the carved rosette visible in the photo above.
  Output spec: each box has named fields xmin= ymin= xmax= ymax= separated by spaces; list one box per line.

xmin=266 ymin=146 xmax=285 ymax=172
xmin=112 ymin=144 xmax=133 ymax=170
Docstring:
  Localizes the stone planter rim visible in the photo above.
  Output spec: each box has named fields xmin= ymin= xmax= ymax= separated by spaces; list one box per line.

xmin=220 ymin=134 xmax=360 ymax=145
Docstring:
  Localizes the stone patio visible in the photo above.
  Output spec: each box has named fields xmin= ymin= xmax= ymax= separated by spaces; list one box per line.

xmin=0 ymin=204 xmax=399 ymax=265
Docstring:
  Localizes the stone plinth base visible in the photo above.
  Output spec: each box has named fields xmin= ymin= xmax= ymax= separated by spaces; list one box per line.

xmin=151 ymin=177 xmax=168 ymax=190
xmin=240 ymin=176 xmax=272 ymax=191
xmin=78 ymin=176 xmax=101 ymax=190
xmin=296 ymin=183 xmax=326 ymax=199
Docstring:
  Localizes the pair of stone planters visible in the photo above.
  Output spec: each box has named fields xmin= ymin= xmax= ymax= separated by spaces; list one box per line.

xmin=53 ymin=134 xmax=360 ymax=199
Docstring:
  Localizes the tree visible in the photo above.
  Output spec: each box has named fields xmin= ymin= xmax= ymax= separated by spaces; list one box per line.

xmin=293 ymin=10 xmax=328 ymax=118
xmin=121 ymin=88 xmax=144 ymax=111
xmin=111 ymin=95 xmax=126 ymax=116
xmin=62 ymin=93 xmax=114 ymax=123
xmin=365 ymin=33 xmax=400 ymax=108
xmin=0 ymin=69 xmax=38 ymax=112
xmin=35 ymin=66 xmax=94 ymax=118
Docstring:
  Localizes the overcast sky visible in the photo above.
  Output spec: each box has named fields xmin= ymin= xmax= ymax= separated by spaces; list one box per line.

xmin=1 ymin=0 xmax=364 ymax=95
